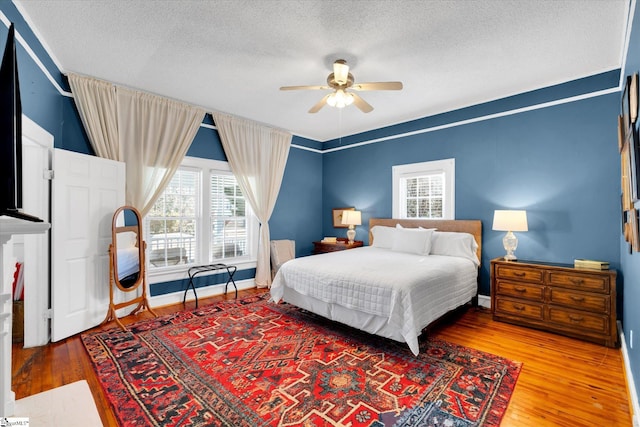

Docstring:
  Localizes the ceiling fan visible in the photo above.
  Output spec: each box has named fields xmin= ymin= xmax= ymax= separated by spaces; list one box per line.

xmin=280 ymin=59 xmax=403 ymax=113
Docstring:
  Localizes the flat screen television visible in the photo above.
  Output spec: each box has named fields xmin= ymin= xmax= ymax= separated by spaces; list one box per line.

xmin=0 ymin=23 xmax=42 ymax=222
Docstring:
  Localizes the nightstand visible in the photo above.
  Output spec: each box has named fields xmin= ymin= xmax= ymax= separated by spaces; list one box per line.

xmin=490 ymin=258 xmax=618 ymax=348
xmin=313 ymin=238 xmax=363 ymax=254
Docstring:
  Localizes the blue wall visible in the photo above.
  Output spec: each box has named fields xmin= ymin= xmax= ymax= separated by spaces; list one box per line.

xmin=621 ymin=0 xmax=640 ymax=406
xmin=322 ymin=85 xmax=621 ymax=295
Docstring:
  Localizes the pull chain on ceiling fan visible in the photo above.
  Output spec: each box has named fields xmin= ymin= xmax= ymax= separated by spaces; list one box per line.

xmin=280 ymin=59 xmax=403 ymax=113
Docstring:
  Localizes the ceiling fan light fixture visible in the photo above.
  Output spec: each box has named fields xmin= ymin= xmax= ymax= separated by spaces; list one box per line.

xmin=326 ymin=92 xmax=337 ymax=107
xmin=333 ymin=60 xmax=349 ymax=85
xmin=327 ymin=89 xmax=353 ymax=108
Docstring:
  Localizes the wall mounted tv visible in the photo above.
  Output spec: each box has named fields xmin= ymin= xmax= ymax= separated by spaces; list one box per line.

xmin=0 ymin=22 xmax=42 ymax=222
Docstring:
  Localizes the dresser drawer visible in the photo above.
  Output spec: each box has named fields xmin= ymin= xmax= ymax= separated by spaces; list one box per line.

xmin=548 ymin=271 xmax=609 ymax=293
xmin=548 ymin=289 xmax=609 ymax=314
xmin=495 ymin=280 xmax=544 ymax=302
xmin=495 ymin=297 xmax=544 ymax=321
xmin=494 ymin=265 xmax=544 ymax=284
xmin=547 ymin=307 xmax=609 ymax=335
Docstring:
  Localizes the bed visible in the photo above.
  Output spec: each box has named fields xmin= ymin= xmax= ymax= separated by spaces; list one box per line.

xmin=270 ymin=218 xmax=482 ymax=355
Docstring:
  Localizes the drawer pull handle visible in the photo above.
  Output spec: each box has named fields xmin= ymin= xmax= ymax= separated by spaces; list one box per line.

xmin=513 ymin=272 xmax=526 ymax=277
xmin=570 ymin=296 xmax=585 ymax=303
xmin=513 ymin=304 xmax=526 ymax=311
xmin=514 ymin=287 xmax=527 ymax=293
xmin=570 ymin=278 xmax=584 ymax=285
xmin=569 ymin=315 xmax=584 ymax=322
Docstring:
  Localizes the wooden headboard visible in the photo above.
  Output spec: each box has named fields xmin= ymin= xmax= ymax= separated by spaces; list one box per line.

xmin=368 ymin=218 xmax=482 ymax=263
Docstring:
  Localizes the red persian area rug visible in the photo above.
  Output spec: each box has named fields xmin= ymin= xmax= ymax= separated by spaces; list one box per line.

xmin=82 ymin=293 xmax=522 ymax=426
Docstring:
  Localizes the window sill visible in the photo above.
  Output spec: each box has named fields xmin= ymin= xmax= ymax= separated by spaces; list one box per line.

xmin=148 ymin=257 xmax=257 ymax=285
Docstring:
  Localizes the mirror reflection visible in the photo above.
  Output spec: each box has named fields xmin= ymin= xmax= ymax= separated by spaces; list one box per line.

xmin=115 ymin=233 xmax=139 ymax=288
xmin=113 ymin=207 xmax=141 ymax=291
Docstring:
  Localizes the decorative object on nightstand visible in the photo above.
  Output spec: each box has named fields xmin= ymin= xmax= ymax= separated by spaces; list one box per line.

xmin=491 ymin=258 xmax=618 ymax=348
xmin=342 ymin=210 xmax=362 ymax=244
xmin=492 ymin=210 xmax=528 ymax=261
xmin=313 ymin=238 xmax=363 ymax=254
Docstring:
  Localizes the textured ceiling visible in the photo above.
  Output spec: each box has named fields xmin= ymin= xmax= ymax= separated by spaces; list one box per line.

xmin=14 ymin=0 xmax=629 ymax=142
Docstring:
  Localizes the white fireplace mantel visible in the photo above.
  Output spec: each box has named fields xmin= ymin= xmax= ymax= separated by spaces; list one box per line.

xmin=0 ymin=216 xmax=50 ymax=416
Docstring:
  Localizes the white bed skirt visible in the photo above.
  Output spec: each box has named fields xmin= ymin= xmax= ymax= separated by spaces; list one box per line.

xmin=278 ymin=285 xmax=476 ymax=356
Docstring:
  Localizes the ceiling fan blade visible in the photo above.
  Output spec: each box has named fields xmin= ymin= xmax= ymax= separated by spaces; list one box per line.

xmin=352 ymin=81 xmax=403 ymax=91
xmin=308 ymin=94 xmax=331 ymax=113
xmin=280 ymin=85 xmax=330 ymax=91
xmin=351 ymin=93 xmax=374 ymax=113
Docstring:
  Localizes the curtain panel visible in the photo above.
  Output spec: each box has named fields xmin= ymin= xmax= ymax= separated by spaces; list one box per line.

xmin=68 ymin=74 xmax=120 ymax=160
xmin=67 ymin=73 xmax=205 ymax=216
xmin=213 ymin=112 xmax=292 ymax=288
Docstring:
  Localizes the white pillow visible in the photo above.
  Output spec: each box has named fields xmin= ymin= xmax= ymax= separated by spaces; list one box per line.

xmin=370 ymin=225 xmax=397 ymax=249
xmin=391 ymin=225 xmax=435 ymax=255
xmin=116 ymin=231 xmax=137 ymax=248
xmin=430 ymin=231 xmax=480 ymax=265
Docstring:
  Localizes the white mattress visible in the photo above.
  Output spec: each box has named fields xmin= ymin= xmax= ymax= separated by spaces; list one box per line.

xmin=270 ymin=246 xmax=478 ymax=355
xmin=117 ymin=247 xmax=140 ymax=280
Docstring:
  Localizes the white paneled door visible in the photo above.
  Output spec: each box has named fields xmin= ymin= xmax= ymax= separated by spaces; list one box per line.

xmin=51 ymin=149 xmax=125 ymax=341
xmin=21 ymin=115 xmax=53 ymax=347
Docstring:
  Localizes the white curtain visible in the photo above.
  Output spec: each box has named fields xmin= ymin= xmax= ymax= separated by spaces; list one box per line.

xmin=67 ymin=73 xmax=205 ymax=216
xmin=68 ymin=74 xmax=120 ymax=160
xmin=213 ymin=112 xmax=291 ymax=288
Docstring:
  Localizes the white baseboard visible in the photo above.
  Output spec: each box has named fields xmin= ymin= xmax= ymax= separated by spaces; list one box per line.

xmin=477 ymin=294 xmax=491 ymax=309
xmin=149 ymin=278 xmax=256 ymax=308
xmin=619 ymin=321 xmax=640 ymax=426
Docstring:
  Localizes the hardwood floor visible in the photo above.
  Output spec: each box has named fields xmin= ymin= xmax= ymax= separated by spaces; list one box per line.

xmin=12 ymin=288 xmax=633 ymax=426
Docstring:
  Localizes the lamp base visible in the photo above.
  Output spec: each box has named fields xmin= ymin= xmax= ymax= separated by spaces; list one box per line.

xmin=347 ymin=226 xmax=356 ymax=244
xmin=502 ymin=231 xmax=518 ymax=261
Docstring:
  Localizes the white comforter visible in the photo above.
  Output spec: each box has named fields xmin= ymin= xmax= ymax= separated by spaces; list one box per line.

xmin=270 ymin=246 xmax=478 ymax=355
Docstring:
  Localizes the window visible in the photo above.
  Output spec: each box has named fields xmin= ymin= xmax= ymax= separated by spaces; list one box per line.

xmin=210 ymin=174 xmax=247 ymax=260
xmin=147 ymin=168 xmax=199 ymax=268
xmin=392 ymin=159 xmax=455 ymax=219
xmin=145 ymin=157 xmax=257 ymax=282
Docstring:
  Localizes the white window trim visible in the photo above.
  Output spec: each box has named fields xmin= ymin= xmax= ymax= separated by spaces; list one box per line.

xmin=147 ymin=156 xmax=259 ymax=285
xmin=392 ymin=158 xmax=455 ymax=219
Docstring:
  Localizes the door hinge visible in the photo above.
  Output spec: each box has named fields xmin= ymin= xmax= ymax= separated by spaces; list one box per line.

xmin=43 ymin=170 xmax=54 ymax=180
xmin=43 ymin=308 xmax=52 ymax=319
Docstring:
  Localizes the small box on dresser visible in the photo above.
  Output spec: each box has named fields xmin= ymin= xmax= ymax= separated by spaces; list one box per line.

xmin=490 ymin=258 xmax=618 ymax=348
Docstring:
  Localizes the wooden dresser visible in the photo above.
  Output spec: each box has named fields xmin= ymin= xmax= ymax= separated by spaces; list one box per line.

xmin=490 ymin=258 xmax=618 ymax=348
xmin=313 ymin=238 xmax=363 ymax=254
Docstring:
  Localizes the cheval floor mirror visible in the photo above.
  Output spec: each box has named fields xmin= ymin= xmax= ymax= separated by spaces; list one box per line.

xmin=103 ymin=205 xmax=157 ymax=329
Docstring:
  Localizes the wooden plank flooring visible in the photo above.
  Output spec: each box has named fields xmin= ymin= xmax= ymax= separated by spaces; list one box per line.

xmin=12 ymin=288 xmax=633 ymax=426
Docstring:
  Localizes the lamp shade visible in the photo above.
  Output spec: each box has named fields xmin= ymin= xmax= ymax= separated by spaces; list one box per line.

xmin=341 ymin=210 xmax=362 ymax=226
xmin=492 ymin=210 xmax=528 ymax=232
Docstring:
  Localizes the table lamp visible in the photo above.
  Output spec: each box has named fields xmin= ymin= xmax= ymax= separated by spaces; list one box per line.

xmin=341 ymin=210 xmax=362 ymax=244
xmin=492 ymin=210 xmax=528 ymax=261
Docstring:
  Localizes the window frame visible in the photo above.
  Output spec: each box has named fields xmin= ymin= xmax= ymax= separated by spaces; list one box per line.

xmin=146 ymin=156 xmax=258 ymax=285
xmin=392 ymin=158 xmax=455 ymax=219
